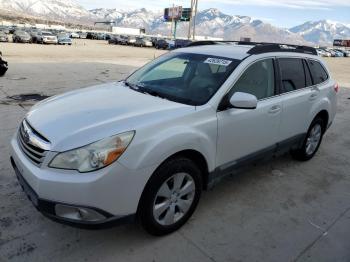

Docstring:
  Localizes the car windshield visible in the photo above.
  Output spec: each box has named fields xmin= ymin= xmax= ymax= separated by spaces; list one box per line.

xmin=126 ymin=52 xmax=241 ymax=106
xmin=42 ymin=32 xmax=53 ymax=36
xmin=58 ymin=33 xmax=69 ymax=38
xmin=16 ymin=31 xmax=27 ymax=36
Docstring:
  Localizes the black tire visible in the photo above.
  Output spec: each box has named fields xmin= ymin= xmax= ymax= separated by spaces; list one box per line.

xmin=138 ymin=157 xmax=202 ymax=236
xmin=291 ymin=117 xmax=325 ymax=161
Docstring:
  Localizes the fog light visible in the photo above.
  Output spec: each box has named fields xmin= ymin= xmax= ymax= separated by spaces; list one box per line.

xmin=55 ymin=204 xmax=106 ymax=222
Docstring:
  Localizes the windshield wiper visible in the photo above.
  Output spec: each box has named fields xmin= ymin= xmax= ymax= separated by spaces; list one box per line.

xmin=141 ymin=89 xmax=167 ymax=99
xmin=123 ymin=81 xmax=144 ymax=93
xmin=123 ymin=81 xmax=168 ymax=100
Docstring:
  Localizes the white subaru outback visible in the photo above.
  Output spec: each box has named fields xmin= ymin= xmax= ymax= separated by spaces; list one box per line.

xmin=10 ymin=42 xmax=338 ymax=235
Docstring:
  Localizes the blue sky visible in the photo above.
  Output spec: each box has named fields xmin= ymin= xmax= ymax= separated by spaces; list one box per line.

xmin=77 ymin=0 xmax=350 ymax=28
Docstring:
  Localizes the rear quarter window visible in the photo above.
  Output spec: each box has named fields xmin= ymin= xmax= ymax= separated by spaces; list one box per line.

xmin=278 ymin=58 xmax=307 ymax=92
xmin=308 ymin=60 xmax=329 ymax=85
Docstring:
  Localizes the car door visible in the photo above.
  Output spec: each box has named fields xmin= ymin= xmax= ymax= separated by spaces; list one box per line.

xmin=277 ymin=57 xmax=317 ymax=143
xmin=216 ymin=58 xmax=282 ymax=170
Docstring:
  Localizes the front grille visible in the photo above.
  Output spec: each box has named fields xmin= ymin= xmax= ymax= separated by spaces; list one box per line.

xmin=17 ymin=121 xmax=48 ymax=166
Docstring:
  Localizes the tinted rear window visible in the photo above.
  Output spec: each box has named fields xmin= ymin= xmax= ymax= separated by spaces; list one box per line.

xmin=279 ymin=58 xmax=307 ymax=92
xmin=308 ymin=60 xmax=329 ymax=85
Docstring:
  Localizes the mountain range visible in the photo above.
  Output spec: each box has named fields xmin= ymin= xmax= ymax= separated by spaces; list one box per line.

xmin=1 ymin=0 xmax=349 ymax=45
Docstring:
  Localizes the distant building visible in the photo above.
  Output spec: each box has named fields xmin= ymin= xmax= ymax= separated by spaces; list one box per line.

xmin=35 ymin=24 xmax=66 ymax=30
xmin=333 ymin=39 xmax=350 ymax=47
xmin=112 ymin=27 xmax=145 ymax=36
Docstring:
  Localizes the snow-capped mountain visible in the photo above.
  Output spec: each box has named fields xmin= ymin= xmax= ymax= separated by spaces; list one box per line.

xmin=92 ymin=8 xmax=308 ymax=44
xmin=0 ymin=0 xmax=91 ymax=21
xmin=290 ymin=20 xmax=350 ymax=45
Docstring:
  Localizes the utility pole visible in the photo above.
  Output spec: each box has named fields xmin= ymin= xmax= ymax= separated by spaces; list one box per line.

xmin=188 ymin=0 xmax=194 ymax=39
xmin=192 ymin=0 xmax=198 ymax=40
xmin=170 ymin=3 xmax=175 ymax=39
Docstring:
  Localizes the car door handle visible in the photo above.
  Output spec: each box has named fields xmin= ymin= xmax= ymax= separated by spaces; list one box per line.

xmin=309 ymin=93 xmax=318 ymax=101
xmin=268 ymin=105 xmax=281 ymax=114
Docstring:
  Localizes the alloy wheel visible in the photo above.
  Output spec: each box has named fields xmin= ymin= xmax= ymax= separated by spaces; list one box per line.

xmin=305 ymin=123 xmax=322 ymax=155
xmin=153 ymin=172 xmax=196 ymax=226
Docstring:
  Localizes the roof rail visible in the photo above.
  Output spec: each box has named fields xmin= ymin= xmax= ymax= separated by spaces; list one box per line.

xmin=186 ymin=41 xmax=317 ymax=56
xmin=247 ymin=43 xmax=317 ymax=55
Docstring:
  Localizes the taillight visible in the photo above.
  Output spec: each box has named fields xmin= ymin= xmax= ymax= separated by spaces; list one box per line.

xmin=334 ymin=83 xmax=339 ymax=93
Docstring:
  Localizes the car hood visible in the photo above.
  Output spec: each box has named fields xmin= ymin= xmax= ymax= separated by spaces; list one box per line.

xmin=26 ymin=82 xmax=193 ymax=151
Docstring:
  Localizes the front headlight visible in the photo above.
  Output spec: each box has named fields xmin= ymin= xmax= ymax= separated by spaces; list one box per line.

xmin=49 ymin=131 xmax=135 ymax=172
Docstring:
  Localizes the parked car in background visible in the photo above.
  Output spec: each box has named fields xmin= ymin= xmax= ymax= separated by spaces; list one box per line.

xmin=175 ymin=39 xmax=193 ymax=48
xmin=316 ymin=49 xmax=328 ymax=57
xmin=105 ymin=34 xmax=112 ymax=41
xmin=317 ymin=48 xmax=331 ymax=57
xmin=79 ymin=32 xmax=87 ymax=39
xmin=96 ymin=33 xmax=107 ymax=40
xmin=0 ymin=31 xmax=9 ymax=42
xmin=127 ymin=36 xmax=137 ymax=45
xmin=13 ymin=31 xmax=32 ymax=43
xmin=37 ymin=31 xmax=58 ymax=44
xmin=155 ymin=39 xmax=169 ymax=49
xmin=86 ymin=32 xmax=94 ymax=39
xmin=70 ymin=32 xmax=80 ymax=38
xmin=327 ymin=49 xmax=343 ymax=57
xmin=29 ymin=30 xmax=41 ymax=43
xmin=134 ymin=37 xmax=153 ymax=47
xmin=108 ymin=35 xmax=118 ymax=45
xmin=118 ymin=35 xmax=129 ymax=45
xmin=167 ymin=39 xmax=175 ymax=49
xmin=57 ymin=33 xmax=72 ymax=45
xmin=9 ymin=26 xmax=17 ymax=34
xmin=333 ymin=50 xmax=345 ymax=57
xmin=335 ymin=49 xmax=350 ymax=57
xmin=0 ymin=26 xmax=10 ymax=34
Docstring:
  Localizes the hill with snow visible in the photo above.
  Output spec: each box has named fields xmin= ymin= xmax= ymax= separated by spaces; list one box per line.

xmin=0 ymin=0 xmax=91 ymax=21
xmin=290 ymin=20 xmax=350 ymax=45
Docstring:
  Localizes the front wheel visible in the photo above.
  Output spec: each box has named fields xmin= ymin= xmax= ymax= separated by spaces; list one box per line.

xmin=138 ymin=157 xmax=202 ymax=236
xmin=291 ymin=117 xmax=325 ymax=161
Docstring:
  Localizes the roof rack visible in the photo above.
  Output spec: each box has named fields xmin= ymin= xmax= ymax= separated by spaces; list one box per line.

xmin=186 ymin=41 xmax=318 ymax=56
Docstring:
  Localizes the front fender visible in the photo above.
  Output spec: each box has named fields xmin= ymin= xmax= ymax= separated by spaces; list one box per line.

xmin=118 ymin=125 xmax=217 ymax=173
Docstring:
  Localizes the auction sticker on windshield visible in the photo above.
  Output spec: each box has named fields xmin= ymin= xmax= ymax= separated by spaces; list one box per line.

xmin=204 ymin=57 xmax=232 ymax=66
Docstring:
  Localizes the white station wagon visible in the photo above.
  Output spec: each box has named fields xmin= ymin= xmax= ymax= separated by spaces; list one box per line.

xmin=10 ymin=42 xmax=338 ymax=235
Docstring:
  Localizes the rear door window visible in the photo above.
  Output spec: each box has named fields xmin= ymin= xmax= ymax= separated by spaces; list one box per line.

xmin=278 ymin=58 xmax=307 ymax=93
xmin=307 ymin=60 xmax=329 ymax=85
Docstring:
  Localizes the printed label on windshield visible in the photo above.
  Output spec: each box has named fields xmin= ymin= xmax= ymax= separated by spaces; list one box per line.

xmin=204 ymin=57 xmax=232 ymax=66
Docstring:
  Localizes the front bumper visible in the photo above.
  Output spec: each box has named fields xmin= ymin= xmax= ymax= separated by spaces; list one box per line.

xmin=43 ymin=40 xmax=58 ymax=44
xmin=58 ymin=41 xmax=72 ymax=45
xmin=10 ymin=134 xmax=156 ymax=228
xmin=11 ymin=157 xmax=135 ymax=229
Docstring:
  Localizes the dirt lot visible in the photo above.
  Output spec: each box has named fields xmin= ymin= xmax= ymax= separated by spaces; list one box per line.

xmin=0 ymin=40 xmax=350 ymax=262
xmin=1 ymin=39 xmax=167 ymax=66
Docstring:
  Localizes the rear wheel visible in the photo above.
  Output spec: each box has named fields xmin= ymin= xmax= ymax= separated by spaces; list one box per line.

xmin=138 ymin=157 xmax=202 ymax=236
xmin=291 ymin=117 xmax=325 ymax=161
